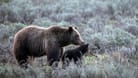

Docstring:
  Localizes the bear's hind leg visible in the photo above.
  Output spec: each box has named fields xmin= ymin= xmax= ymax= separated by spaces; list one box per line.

xmin=15 ymin=54 xmax=28 ymax=68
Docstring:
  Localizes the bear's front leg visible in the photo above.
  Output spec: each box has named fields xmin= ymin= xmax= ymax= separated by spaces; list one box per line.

xmin=47 ymin=47 xmax=62 ymax=66
xmin=59 ymin=48 xmax=64 ymax=58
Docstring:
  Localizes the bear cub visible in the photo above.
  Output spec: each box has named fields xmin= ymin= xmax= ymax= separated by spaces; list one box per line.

xmin=62 ymin=44 xmax=89 ymax=65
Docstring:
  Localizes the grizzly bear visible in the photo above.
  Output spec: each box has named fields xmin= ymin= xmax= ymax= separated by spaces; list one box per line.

xmin=62 ymin=43 xmax=89 ymax=65
xmin=13 ymin=25 xmax=84 ymax=67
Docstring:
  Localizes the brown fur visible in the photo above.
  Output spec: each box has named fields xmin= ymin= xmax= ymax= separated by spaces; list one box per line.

xmin=13 ymin=25 xmax=84 ymax=67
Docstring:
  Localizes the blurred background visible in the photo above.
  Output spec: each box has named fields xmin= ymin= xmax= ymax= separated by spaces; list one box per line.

xmin=0 ymin=0 xmax=138 ymax=78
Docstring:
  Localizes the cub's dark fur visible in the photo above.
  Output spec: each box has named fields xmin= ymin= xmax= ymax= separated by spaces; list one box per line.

xmin=62 ymin=44 xmax=89 ymax=65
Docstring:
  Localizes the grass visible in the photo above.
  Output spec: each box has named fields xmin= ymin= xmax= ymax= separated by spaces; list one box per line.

xmin=0 ymin=54 xmax=137 ymax=78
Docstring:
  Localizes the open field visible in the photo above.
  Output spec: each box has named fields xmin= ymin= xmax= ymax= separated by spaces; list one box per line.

xmin=0 ymin=0 xmax=138 ymax=78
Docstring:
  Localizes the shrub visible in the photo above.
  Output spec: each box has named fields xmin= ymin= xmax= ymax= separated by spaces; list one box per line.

xmin=0 ymin=0 xmax=138 ymax=25
xmin=0 ymin=55 xmax=137 ymax=78
xmin=84 ymin=26 xmax=136 ymax=47
xmin=0 ymin=0 xmax=11 ymax=4
xmin=124 ymin=25 xmax=138 ymax=37
xmin=82 ymin=26 xmax=137 ymax=54
xmin=0 ymin=0 xmax=38 ymax=24
xmin=0 ymin=23 xmax=26 ymax=64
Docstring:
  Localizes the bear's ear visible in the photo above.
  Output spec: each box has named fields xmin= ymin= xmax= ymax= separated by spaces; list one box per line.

xmin=74 ymin=26 xmax=78 ymax=29
xmin=68 ymin=27 xmax=73 ymax=33
xmin=85 ymin=43 xmax=89 ymax=49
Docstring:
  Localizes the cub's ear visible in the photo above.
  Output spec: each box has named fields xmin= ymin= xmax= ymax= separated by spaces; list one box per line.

xmin=82 ymin=43 xmax=89 ymax=49
xmin=86 ymin=43 xmax=89 ymax=47
xmin=68 ymin=27 xmax=73 ymax=33
xmin=82 ymin=43 xmax=89 ymax=47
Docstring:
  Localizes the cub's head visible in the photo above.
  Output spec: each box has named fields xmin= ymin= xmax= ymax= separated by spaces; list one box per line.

xmin=79 ymin=43 xmax=89 ymax=54
xmin=67 ymin=26 xmax=84 ymax=45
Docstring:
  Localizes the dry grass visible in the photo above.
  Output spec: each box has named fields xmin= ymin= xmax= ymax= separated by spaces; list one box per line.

xmin=0 ymin=53 xmax=138 ymax=78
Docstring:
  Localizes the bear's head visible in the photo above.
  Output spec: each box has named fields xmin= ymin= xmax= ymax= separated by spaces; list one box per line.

xmin=65 ymin=26 xmax=84 ymax=46
xmin=52 ymin=26 xmax=84 ymax=47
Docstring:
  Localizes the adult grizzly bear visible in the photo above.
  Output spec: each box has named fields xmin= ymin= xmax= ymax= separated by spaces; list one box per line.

xmin=13 ymin=25 xmax=84 ymax=67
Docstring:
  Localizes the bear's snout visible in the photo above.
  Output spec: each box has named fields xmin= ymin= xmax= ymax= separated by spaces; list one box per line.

xmin=74 ymin=40 xmax=85 ymax=45
xmin=78 ymin=39 xmax=85 ymax=45
xmin=81 ymin=41 xmax=85 ymax=45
